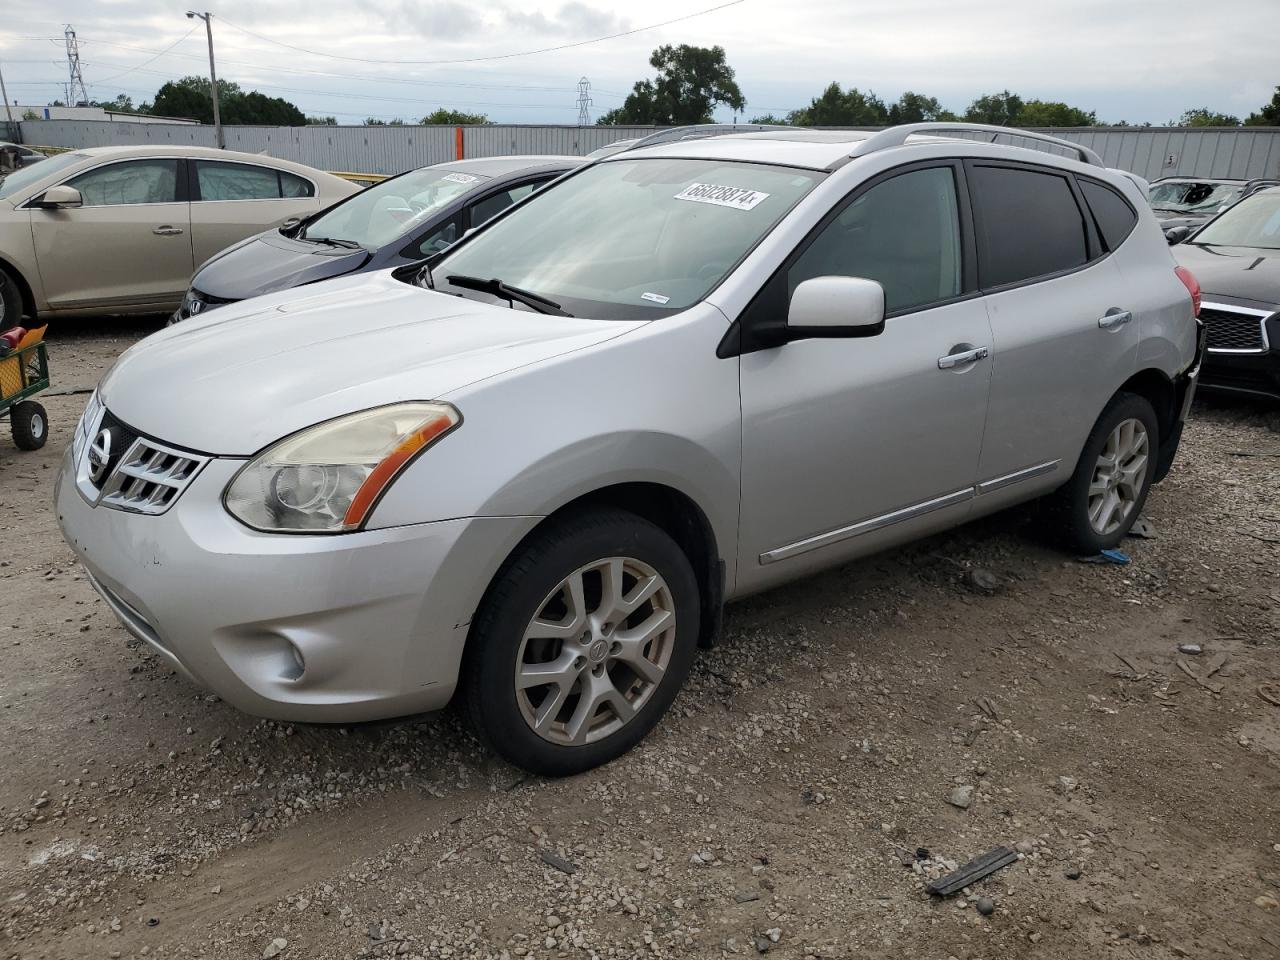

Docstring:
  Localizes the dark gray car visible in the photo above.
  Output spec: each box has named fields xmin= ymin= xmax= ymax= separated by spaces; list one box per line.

xmin=172 ymin=155 xmax=581 ymax=322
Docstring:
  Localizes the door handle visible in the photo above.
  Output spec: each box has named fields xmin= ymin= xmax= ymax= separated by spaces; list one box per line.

xmin=152 ymin=225 xmax=184 ymax=236
xmin=1098 ymin=309 xmax=1132 ymax=330
xmin=937 ymin=346 xmax=990 ymax=369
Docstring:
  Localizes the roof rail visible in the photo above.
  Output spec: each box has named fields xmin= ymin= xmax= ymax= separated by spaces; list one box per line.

xmin=626 ymin=123 xmax=801 ymax=151
xmin=849 ymin=122 xmax=1104 ymax=167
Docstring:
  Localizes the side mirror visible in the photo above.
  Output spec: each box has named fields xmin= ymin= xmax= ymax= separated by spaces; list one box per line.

xmin=1164 ymin=225 xmax=1190 ymax=245
xmin=37 ymin=185 xmax=83 ymax=209
xmin=787 ymin=276 xmax=886 ymax=339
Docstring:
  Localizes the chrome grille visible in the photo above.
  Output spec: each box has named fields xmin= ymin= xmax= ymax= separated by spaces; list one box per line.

xmin=1201 ymin=303 xmax=1271 ymax=354
xmin=98 ymin=437 xmax=207 ymax=514
xmin=74 ymin=407 xmax=208 ymax=516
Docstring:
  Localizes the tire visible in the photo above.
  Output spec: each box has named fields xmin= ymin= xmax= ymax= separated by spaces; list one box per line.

xmin=11 ymin=401 xmax=48 ymax=451
xmin=0 ymin=267 xmax=23 ymax=333
xmin=1047 ymin=392 xmax=1159 ymax=553
xmin=464 ymin=507 xmax=701 ymax=777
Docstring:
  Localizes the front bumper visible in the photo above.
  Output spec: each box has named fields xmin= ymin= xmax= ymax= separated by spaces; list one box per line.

xmin=55 ymin=447 xmax=539 ymax=723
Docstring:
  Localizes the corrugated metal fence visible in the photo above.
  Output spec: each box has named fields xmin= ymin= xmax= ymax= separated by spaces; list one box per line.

xmin=16 ymin=119 xmax=1280 ymax=181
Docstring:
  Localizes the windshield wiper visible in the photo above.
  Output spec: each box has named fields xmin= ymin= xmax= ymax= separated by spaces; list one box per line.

xmin=303 ymin=235 xmax=363 ymax=249
xmin=444 ymin=274 xmax=572 ymax=316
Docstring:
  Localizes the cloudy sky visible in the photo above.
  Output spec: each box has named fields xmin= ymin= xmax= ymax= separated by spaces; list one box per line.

xmin=1 ymin=0 xmax=1275 ymax=125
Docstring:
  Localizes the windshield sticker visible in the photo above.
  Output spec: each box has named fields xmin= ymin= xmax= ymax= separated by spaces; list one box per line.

xmin=442 ymin=172 xmax=479 ymax=184
xmin=641 ymin=292 xmax=670 ymax=304
xmin=673 ymin=183 xmax=770 ymax=211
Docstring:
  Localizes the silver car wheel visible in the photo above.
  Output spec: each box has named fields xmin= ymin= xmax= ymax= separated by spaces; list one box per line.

xmin=515 ymin=556 xmax=676 ymax=747
xmin=1087 ymin=417 xmax=1149 ymax=536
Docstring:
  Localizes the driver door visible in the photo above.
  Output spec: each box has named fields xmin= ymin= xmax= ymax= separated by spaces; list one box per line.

xmin=31 ymin=158 xmax=193 ymax=311
xmin=735 ymin=162 xmax=994 ymax=593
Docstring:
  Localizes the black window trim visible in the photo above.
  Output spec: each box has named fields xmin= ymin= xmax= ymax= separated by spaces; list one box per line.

xmin=1075 ymin=174 xmax=1139 ymax=253
xmin=963 ymin=158 xmax=1106 ymax=296
xmin=720 ymin=157 xmax=981 ymax=359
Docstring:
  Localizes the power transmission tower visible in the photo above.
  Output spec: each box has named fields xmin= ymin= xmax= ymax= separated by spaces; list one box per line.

xmin=63 ymin=25 xmax=89 ymax=106
xmin=576 ymin=77 xmax=592 ymax=126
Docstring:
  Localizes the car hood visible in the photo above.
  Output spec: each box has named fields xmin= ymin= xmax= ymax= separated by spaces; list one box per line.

xmin=195 ymin=231 xmax=371 ymax=300
xmin=100 ymin=270 xmax=641 ymax=456
xmin=1172 ymin=242 xmax=1280 ymax=307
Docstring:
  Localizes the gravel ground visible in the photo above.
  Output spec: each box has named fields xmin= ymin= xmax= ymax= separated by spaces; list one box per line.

xmin=2 ymin=318 xmax=1279 ymax=960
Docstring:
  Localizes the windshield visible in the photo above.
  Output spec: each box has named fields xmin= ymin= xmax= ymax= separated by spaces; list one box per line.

xmin=433 ymin=157 xmax=823 ymax=320
xmin=0 ymin=151 xmax=88 ymax=200
xmin=1148 ymin=180 xmax=1243 ymax=215
xmin=1191 ymin=191 xmax=1280 ymax=250
xmin=302 ymin=165 xmax=491 ymax=248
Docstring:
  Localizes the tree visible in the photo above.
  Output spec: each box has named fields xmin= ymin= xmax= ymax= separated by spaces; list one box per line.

xmin=963 ymin=90 xmax=1024 ymax=126
xmin=420 ymin=108 xmax=489 ymax=124
xmin=21 ymin=109 xmax=40 ymax=121
xmin=888 ymin=92 xmax=955 ymax=124
xmin=364 ymin=117 xmax=386 ymax=125
xmin=787 ymin=82 xmax=888 ymax=126
xmin=306 ymin=115 xmax=337 ymax=125
xmin=1174 ymin=108 xmax=1240 ymax=127
xmin=597 ymin=44 xmax=745 ymax=125
xmin=1245 ymin=86 xmax=1280 ymax=126
xmin=1018 ymin=99 xmax=1097 ymax=126
xmin=91 ymin=94 xmax=139 ymax=114
xmin=748 ymin=113 xmax=788 ymax=124
xmin=147 ymin=76 xmax=305 ymax=125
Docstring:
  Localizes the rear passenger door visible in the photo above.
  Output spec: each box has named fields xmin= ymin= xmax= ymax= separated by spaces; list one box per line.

xmin=189 ymin=160 xmax=318 ymax=266
xmin=966 ymin=161 xmax=1138 ymax=507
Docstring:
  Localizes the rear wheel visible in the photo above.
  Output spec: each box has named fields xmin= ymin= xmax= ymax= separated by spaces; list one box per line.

xmin=11 ymin=401 xmax=48 ymax=450
xmin=1047 ymin=392 xmax=1158 ymax=553
xmin=0 ymin=267 xmax=23 ymax=332
xmin=464 ymin=508 xmax=700 ymax=776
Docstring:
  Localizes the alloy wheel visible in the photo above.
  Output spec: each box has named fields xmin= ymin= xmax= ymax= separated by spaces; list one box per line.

xmin=515 ymin=556 xmax=676 ymax=746
xmin=1087 ymin=417 xmax=1149 ymax=536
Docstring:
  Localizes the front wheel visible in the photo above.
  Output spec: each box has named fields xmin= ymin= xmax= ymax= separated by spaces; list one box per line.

xmin=1047 ymin=392 xmax=1158 ymax=553
xmin=10 ymin=400 xmax=47 ymax=450
xmin=464 ymin=508 xmax=700 ymax=776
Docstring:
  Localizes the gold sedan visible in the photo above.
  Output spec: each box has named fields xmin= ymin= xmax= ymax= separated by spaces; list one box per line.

xmin=0 ymin=145 xmax=359 ymax=326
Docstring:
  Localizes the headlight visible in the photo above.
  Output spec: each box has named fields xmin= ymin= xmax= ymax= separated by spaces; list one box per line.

xmin=72 ymin=390 xmax=103 ymax=462
xmin=223 ymin=402 xmax=460 ymax=533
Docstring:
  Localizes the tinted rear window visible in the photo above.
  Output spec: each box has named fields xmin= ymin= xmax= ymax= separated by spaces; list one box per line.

xmin=1080 ymin=179 xmax=1137 ymax=251
xmin=970 ymin=165 xmax=1089 ymax=288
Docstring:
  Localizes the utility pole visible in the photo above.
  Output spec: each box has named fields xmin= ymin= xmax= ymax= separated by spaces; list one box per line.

xmin=576 ymin=77 xmax=592 ymax=126
xmin=63 ymin=25 xmax=89 ymax=106
xmin=0 ymin=59 xmax=14 ymax=132
xmin=186 ymin=11 xmax=224 ymax=149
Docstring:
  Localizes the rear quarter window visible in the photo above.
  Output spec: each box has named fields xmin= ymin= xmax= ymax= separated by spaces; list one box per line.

xmin=1080 ymin=179 xmax=1138 ymax=251
xmin=969 ymin=164 xmax=1089 ymax=288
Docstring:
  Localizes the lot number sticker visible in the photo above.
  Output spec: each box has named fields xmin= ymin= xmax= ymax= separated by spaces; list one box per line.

xmin=442 ymin=173 xmax=480 ymax=184
xmin=673 ymin=183 xmax=770 ymax=211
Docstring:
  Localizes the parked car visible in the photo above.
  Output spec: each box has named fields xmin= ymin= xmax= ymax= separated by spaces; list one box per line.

xmin=1149 ymin=176 xmax=1280 ymax=241
xmin=1171 ymin=186 xmax=1280 ymax=399
xmin=57 ymin=123 xmax=1202 ymax=775
xmin=172 ymin=155 xmax=580 ymax=323
xmin=0 ymin=145 xmax=358 ymax=326
xmin=0 ymin=142 xmax=47 ymax=171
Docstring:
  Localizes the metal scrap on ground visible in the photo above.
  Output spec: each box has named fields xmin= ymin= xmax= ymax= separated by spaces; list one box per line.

xmin=926 ymin=846 xmax=1019 ymax=897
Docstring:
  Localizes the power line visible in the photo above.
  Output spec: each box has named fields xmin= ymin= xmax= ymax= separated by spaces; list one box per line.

xmin=215 ymin=1 xmax=746 ymax=66
xmin=93 ymin=28 xmax=198 ymax=84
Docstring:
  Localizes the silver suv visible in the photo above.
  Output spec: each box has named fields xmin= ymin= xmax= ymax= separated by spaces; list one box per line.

xmin=56 ymin=124 xmax=1203 ymax=775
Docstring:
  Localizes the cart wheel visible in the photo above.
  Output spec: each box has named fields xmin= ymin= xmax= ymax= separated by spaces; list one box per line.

xmin=11 ymin=401 xmax=47 ymax=450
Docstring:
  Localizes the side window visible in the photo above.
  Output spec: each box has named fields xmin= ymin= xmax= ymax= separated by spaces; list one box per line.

xmin=196 ymin=161 xmax=281 ymax=201
xmin=468 ymin=181 xmax=543 ymax=228
xmin=969 ymin=165 xmax=1089 ymax=287
xmin=410 ymin=217 xmax=461 ymax=257
xmin=789 ymin=166 xmax=963 ymax=314
xmin=1079 ymin=179 xmax=1138 ymax=252
xmin=67 ymin=159 xmax=178 ymax=206
xmin=280 ymin=171 xmax=315 ymax=198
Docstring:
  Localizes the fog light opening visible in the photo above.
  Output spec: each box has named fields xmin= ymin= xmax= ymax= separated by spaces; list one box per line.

xmin=280 ymin=641 xmax=305 ymax=682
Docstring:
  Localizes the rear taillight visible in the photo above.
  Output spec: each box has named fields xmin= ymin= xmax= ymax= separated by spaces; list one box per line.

xmin=1174 ymin=265 xmax=1201 ymax=318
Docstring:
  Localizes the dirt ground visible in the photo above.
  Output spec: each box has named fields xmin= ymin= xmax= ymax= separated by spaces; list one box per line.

xmin=2 ymin=318 xmax=1279 ymax=960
